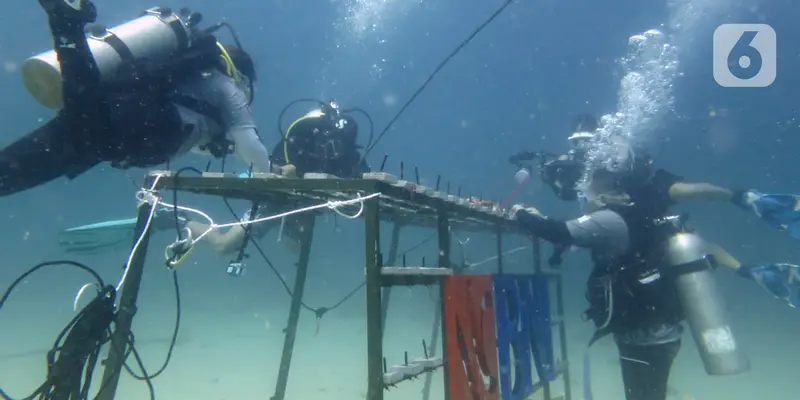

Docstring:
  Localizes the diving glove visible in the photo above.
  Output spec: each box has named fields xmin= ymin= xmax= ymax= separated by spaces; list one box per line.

xmin=731 ymin=189 xmax=759 ymax=211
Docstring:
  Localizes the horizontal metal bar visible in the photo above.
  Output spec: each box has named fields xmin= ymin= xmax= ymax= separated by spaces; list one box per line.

xmin=143 ymin=172 xmax=520 ymax=234
xmin=381 ymin=267 xmax=454 ymax=276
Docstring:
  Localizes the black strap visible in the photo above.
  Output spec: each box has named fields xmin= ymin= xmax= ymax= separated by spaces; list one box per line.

xmin=101 ymin=33 xmax=135 ymax=63
xmin=587 ymin=328 xmax=611 ymax=348
xmin=232 ymin=202 xmax=260 ymax=264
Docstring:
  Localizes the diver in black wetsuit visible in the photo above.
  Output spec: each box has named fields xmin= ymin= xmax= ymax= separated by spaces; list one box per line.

xmin=508 ymin=113 xmax=597 ymax=201
xmin=0 ymin=0 xmax=268 ymax=196
xmin=510 ymin=164 xmax=750 ymax=400
xmin=270 ymin=100 xmax=369 ymax=178
xmin=510 ymin=113 xmax=752 ymax=207
xmin=167 ymin=101 xmax=371 ymax=257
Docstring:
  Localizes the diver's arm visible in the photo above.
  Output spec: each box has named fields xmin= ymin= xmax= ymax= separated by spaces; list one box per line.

xmin=648 ymin=167 xmax=733 ymax=204
xmin=513 ymin=206 xmax=629 ymax=253
xmin=514 ymin=208 xmax=573 ymax=243
xmin=185 ymin=203 xmax=277 ymax=255
xmin=186 ymin=221 xmax=247 ymax=255
xmin=214 ymin=74 xmax=271 ymax=172
xmin=668 ymin=182 xmax=734 ymax=203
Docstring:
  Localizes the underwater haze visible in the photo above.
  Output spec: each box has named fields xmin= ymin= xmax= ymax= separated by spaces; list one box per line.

xmin=1 ymin=0 xmax=800 ymax=399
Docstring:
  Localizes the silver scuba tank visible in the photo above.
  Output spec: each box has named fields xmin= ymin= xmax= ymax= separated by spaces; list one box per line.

xmin=657 ymin=228 xmax=750 ymax=375
xmin=21 ymin=7 xmax=193 ymax=109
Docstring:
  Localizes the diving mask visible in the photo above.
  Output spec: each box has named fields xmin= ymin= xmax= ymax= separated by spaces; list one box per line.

xmin=567 ymin=131 xmax=594 ymax=151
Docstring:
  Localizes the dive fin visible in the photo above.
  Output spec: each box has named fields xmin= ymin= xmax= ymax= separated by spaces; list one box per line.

xmin=707 ymin=243 xmax=800 ymax=308
xmin=738 ymin=263 xmax=800 ymax=309
xmin=58 ymin=218 xmax=137 ymax=255
xmin=746 ymin=192 xmax=800 ymax=239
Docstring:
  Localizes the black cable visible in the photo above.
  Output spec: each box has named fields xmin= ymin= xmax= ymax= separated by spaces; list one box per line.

xmin=105 ymin=165 xmax=200 ymax=386
xmin=238 ymin=219 xmax=438 ymax=320
xmin=277 ymin=98 xmax=325 ymax=138
xmin=220 ymin=198 xmax=330 ymax=315
xmin=359 ymin=0 xmax=516 ymax=164
xmin=215 ymin=177 xmax=363 ymax=320
xmin=0 ymin=261 xmax=156 ymax=400
xmin=83 ymin=166 xmax=194 ymax=398
xmin=121 ymin=270 xmax=181 ymax=381
xmin=340 ymin=107 xmax=375 ymax=152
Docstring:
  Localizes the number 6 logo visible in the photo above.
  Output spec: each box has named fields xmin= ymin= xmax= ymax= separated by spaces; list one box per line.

xmin=713 ymin=24 xmax=776 ymax=88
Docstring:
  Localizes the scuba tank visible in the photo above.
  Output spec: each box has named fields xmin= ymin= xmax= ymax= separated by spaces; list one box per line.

xmin=653 ymin=219 xmax=750 ymax=376
xmin=22 ymin=6 xmax=198 ymax=109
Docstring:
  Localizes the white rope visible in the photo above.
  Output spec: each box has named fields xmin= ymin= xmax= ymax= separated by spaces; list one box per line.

xmin=72 ymin=173 xmax=380 ymax=311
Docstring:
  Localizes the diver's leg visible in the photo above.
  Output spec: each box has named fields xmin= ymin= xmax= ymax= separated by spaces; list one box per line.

xmin=39 ymin=0 xmax=100 ymax=111
xmin=40 ymin=0 xmax=115 ymax=157
xmin=0 ymin=117 xmax=100 ymax=196
xmin=617 ymin=340 xmax=681 ymax=400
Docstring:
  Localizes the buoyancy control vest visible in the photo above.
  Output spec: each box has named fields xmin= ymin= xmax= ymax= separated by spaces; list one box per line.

xmin=583 ymin=203 xmax=686 ymax=340
xmin=102 ymin=33 xmax=237 ymax=168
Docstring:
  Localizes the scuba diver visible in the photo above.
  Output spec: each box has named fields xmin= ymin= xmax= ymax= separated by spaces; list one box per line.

xmin=508 ymin=113 xmax=597 ymax=201
xmin=510 ymin=163 xmax=750 ymax=400
xmin=516 ymin=113 xmax=800 ymax=313
xmin=58 ymin=99 xmax=374 ymax=268
xmin=511 ymin=114 xmax=800 ymax=234
xmin=171 ymin=99 xmax=372 ymax=259
xmin=0 ymin=0 xmax=269 ymax=197
xmin=271 ymin=99 xmax=370 ymax=178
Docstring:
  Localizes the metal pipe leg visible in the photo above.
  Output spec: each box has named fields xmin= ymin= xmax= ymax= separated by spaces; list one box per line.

xmin=422 ymin=207 xmax=451 ymax=400
xmin=496 ymin=226 xmax=504 ymax=274
xmin=421 ymin=309 xmax=442 ymax=400
xmin=380 ymin=222 xmax=403 ymax=336
xmin=364 ymin=198 xmax=384 ymax=400
xmin=271 ymin=214 xmax=317 ymax=400
xmin=95 ymin=204 xmax=155 ymax=400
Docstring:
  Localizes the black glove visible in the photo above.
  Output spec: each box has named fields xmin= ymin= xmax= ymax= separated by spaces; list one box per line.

xmin=730 ymin=189 xmax=751 ymax=211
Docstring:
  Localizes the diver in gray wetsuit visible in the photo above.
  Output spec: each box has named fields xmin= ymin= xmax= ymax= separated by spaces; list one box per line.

xmin=0 ymin=0 xmax=270 ymax=196
xmin=511 ymin=165 xmax=749 ymax=400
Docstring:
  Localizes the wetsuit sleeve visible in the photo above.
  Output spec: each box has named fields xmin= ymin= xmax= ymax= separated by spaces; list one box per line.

xmin=565 ymin=210 xmax=630 ymax=253
xmin=649 ymin=169 xmax=684 ymax=207
xmin=516 ymin=211 xmax=573 ymax=244
xmin=212 ymin=74 xmax=271 ymax=172
xmin=516 ymin=209 xmax=629 ymax=253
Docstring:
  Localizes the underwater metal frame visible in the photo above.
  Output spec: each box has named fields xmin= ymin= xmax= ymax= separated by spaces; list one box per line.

xmin=94 ymin=170 xmax=573 ymax=400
